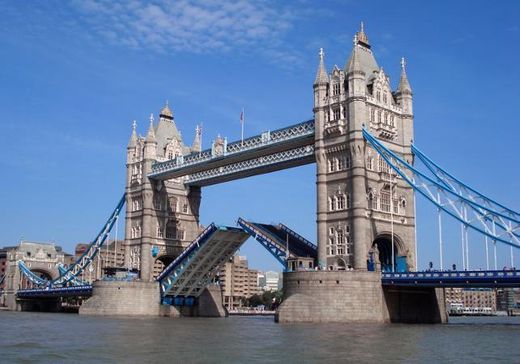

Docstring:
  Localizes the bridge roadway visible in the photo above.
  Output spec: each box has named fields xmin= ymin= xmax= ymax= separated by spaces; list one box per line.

xmin=148 ymin=120 xmax=315 ymax=186
xmin=382 ymin=270 xmax=520 ymax=288
xmin=15 ymin=270 xmax=520 ymax=301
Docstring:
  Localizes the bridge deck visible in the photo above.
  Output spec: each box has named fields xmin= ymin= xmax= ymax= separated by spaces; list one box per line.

xmin=382 ymin=270 xmax=520 ymax=288
xmin=16 ymin=285 xmax=93 ymax=299
xmin=158 ymin=224 xmax=249 ymax=300
xmin=237 ymin=218 xmax=317 ymax=266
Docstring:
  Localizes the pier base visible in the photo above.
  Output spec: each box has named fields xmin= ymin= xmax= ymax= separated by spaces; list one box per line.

xmin=276 ymin=271 xmax=447 ymax=323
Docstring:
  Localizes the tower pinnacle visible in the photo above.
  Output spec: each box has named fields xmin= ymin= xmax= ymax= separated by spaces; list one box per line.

xmin=128 ymin=120 xmax=137 ymax=147
xmin=397 ymin=57 xmax=412 ymax=94
xmin=146 ymin=113 xmax=156 ymax=142
xmin=314 ymin=48 xmax=329 ymax=85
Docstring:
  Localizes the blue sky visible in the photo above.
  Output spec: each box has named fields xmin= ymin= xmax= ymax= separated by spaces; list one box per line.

xmin=0 ymin=0 xmax=519 ymax=272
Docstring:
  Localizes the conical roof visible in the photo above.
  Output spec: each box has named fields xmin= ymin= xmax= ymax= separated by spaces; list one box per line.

xmin=314 ymin=48 xmax=329 ymax=85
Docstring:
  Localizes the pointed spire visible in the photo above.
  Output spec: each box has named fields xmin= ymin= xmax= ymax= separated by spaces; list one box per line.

xmin=146 ymin=113 xmax=156 ymax=142
xmin=397 ymin=57 xmax=412 ymax=94
xmin=128 ymin=120 xmax=137 ymax=147
xmin=192 ymin=124 xmax=202 ymax=152
xmin=346 ymin=40 xmax=364 ymax=75
xmin=314 ymin=48 xmax=328 ymax=85
xmin=356 ymin=21 xmax=370 ymax=48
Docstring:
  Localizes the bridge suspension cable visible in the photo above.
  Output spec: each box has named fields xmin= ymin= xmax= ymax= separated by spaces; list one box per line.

xmin=18 ymin=194 xmax=126 ymax=287
xmin=363 ymin=129 xmax=520 ymax=260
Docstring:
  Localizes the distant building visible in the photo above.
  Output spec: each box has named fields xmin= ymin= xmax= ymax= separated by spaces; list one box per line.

xmin=264 ymin=271 xmax=280 ymax=292
xmin=497 ymin=288 xmax=516 ymax=311
xmin=446 ymin=288 xmax=496 ymax=314
xmin=218 ymin=255 xmax=262 ymax=309
xmin=74 ymin=240 xmax=125 ymax=283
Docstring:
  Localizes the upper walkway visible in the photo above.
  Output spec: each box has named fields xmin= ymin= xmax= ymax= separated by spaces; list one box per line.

xmin=148 ymin=120 xmax=315 ymax=186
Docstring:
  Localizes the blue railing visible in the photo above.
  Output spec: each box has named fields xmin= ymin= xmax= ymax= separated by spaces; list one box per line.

xmin=382 ymin=270 xmax=520 ymax=287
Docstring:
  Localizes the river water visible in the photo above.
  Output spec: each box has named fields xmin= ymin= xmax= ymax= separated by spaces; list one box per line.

xmin=0 ymin=312 xmax=519 ymax=363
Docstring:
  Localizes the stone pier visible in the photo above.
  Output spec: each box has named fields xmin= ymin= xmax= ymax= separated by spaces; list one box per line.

xmin=276 ymin=271 xmax=447 ymax=323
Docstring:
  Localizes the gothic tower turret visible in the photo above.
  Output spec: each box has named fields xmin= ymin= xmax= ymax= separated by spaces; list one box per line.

xmin=314 ymin=23 xmax=416 ymax=272
xmin=124 ymin=103 xmax=203 ymax=282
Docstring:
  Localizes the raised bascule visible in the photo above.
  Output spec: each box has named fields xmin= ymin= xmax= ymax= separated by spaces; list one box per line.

xmin=4 ymin=24 xmax=520 ymax=323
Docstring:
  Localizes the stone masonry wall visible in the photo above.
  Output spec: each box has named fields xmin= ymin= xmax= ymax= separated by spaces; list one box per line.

xmin=276 ymin=271 xmax=386 ymax=323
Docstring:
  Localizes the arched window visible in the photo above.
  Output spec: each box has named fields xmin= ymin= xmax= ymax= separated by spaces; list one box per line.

xmin=166 ymin=221 xmax=177 ymax=239
xmin=156 ymin=223 xmax=163 ymax=238
xmin=380 ymin=186 xmax=391 ymax=212
xmin=337 ymin=230 xmax=345 ymax=245
xmin=329 ymin=158 xmax=335 ymax=172
xmin=346 ymin=193 xmax=351 ymax=209
xmin=337 ymin=195 xmax=345 ymax=210
xmin=367 ymin=156 xmax=373 ymax=170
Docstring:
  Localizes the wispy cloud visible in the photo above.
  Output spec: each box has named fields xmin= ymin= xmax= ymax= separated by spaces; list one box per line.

xmin=70 ymin=0 xmax=303 ymax=65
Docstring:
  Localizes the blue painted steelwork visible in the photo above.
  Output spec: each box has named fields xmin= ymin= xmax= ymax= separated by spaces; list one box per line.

xmin=18 ymin=194 xmax=126 ymax=288
xmin=158 ymin=224 xmax=249 ymax=303
xmin=0 ymin=273 xmax=5 ymax=287
xmin=279 ymin=223 xmax=317 ymax=251
xmin=57 ymin=264 xmax=86 ymax=286
xmin=362 ymin=129 xmax=520 ymax=249
xmin=16 ymin=285 xmax=93 ymax=298
xmin=149 ymin=119 xmax=315 ymax=179
xmin=382 ymin=270 xmax=520 ymax=288
xmin=157 ymin=223 xmax=218 ymax=284
xmin=237 ymin=218 xmax=288 ymax=267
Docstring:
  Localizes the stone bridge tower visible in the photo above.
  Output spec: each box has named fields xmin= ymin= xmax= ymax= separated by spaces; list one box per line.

xmin=313 ymin=24 xmax=416 ymax=272
xmin=125 ymin=104 xmax=203 ymax=281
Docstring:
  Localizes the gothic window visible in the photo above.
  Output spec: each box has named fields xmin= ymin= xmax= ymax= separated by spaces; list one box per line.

xmin=166 ymin=221 xmax=177 ymax=239
xmin=346 ymin=193 xmax=351 ymax=209
xmin=182 ymin=203 xmax=188 ymax=214
xmin=383 ymin=93 xmax=387 ymax=104
xmin=384 ymin=112 xmax=389 ymax=125
xmin=337 ymin=230 xmax=345 ymax=245
xmin=378 ymin=156 xmax=390 ymax=173
xmin=376 ymin=90 xmax=381 ymax=101
xmin=370 ymin=108 xmax=374 ymax=122
xmin=380 ymin=187 xmax=391 ymax=212
xmin=329 ymin=197 xmax=334 ymax=211
xmin=333 ymin=108 xmax=340 ymax=120
xmin=390 ymin=115 xmax=395 ymax=127
xmin=328 ymin=158 xmax=335 ymax=172
xmin=337 ymin=195 xmax=345 ymax=210
xmin=367 ymin=156 xmax=374 ymax=170
xmin=325 ymin=111 xmax=330 ymax=122
xmin=345 ymin=156 xmax=351 ymax=169
xmin=169 ymin=197 xmax=178 ymax=212
xmin=132 ymin=198 xmax=141 ymax=212
xmin=337 ymin=246 xmax=344 ymax=255
xmin=178 ymin=229 xmax=185 ymax=240
xmin=168 ymin=151 xmax=174 ymax=160
xmin=333 ymin=83 xmax=340 ymax=96
xmin=377 ymin=110 xmax=382 ymax=123
xmin=156 ymin=223 xmax=163 ymax=238
xmin=337 ymin=156 xmax=343 ymax=170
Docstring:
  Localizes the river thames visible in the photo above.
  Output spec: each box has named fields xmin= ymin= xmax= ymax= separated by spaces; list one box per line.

xmin=1 ymin=312 xmax=519 ymax=363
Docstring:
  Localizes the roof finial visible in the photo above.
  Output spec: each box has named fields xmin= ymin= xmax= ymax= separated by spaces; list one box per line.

xmin=319 ymin=47 xmax=324 ymax=61
xmin=401 ymin=57 xmax=406 ymax=70
xmin=150 ymin=113 xmax=154 ymax=125
xmin=360 ymin=21 xmax=364 ymax=33
xmin=132 ymin=120 xmax=137 ymax=131
xmin=356 ymin=21 xmax=370 ymax=47
xmin=353 ymin=34 xmax=358 ymax=45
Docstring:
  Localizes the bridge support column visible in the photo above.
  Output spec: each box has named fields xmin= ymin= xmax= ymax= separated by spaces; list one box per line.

xmin=277 ymin=271 xmax=448 ymax=323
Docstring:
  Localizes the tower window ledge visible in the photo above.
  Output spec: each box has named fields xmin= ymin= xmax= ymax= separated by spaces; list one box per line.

xmin=324 ymin=119 xmax=345 ymax=136
xmin=376 ymin=125 xmax=397 ymax=140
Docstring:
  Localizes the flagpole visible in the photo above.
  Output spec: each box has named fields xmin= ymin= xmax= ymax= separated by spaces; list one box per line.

xmin=241 ymin=108 xmax=244 ymax=146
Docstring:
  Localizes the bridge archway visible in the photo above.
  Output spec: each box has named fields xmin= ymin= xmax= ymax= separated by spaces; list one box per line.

xmin=153 ymin=255 xmax=177 ymax=279
xmin=370 ymin=233 xmax=406 ymax=272
xmin=20 ymin=268 xmax=53 ymax=289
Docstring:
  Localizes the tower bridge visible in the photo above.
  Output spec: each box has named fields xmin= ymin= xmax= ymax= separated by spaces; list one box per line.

xmin=4 ymin=24 xmax=519 ymax=323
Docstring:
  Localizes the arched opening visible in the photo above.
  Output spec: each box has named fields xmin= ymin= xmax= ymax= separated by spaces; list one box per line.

xmin=20 ymin=269 xmax=53 ymax=289
xmin=153 ymin=255 xmax=176 ymax=279
xmin=370 ymin=235 xmax=407 ymax=273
